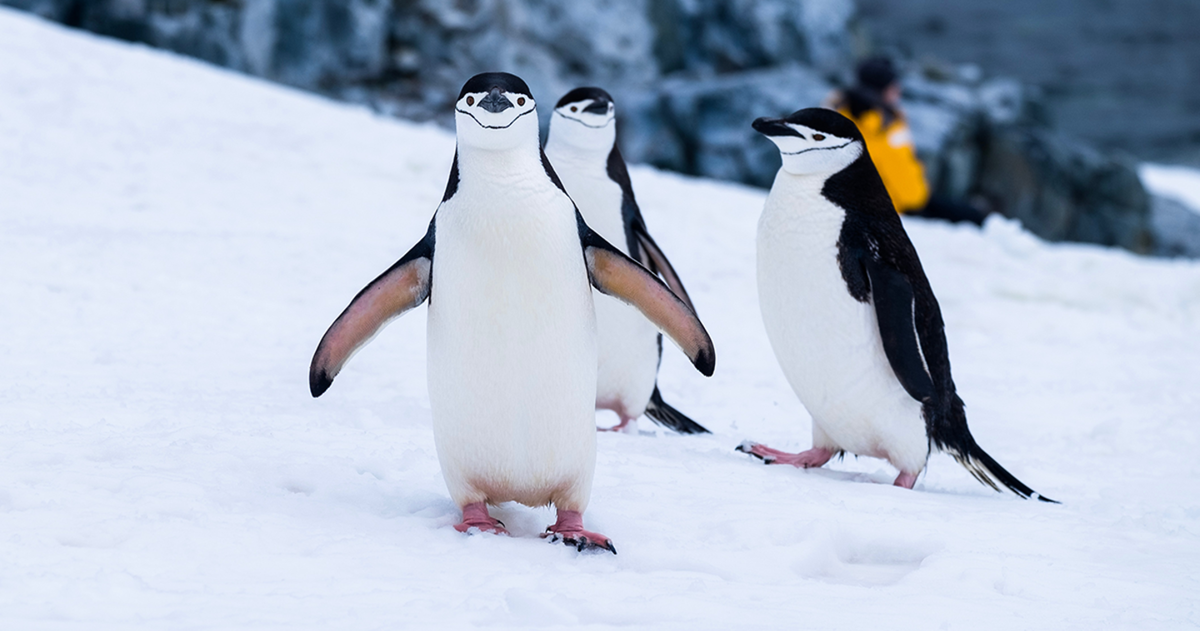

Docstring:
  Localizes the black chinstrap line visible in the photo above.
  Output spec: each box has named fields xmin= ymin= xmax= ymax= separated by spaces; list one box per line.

xmin=779 ymin=140 xmax=853 ymax=156
xmin=553 ymin=109 xmax=615 ymax=129
xmin=455 ymin=105 xmax=536 ymax=130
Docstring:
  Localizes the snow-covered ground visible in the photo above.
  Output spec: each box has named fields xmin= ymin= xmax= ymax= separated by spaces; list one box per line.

xmin=2 ymin=8 xmax=1199 ymax=629
xmin=1142 ymin=163 xmax=1200 ymax=216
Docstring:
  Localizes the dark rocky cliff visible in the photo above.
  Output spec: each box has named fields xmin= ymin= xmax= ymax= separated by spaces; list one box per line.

xmin=2 ymin=0 xmax=1162 ymax=253
xmin=857 ymin=0 xmax=1200 ymax=165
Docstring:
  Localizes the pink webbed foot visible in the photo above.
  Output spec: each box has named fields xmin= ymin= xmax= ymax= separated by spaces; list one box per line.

xmin=598 ymin=416 xmax=636 ymax=433
xmin=597 ymin=402 xmax=638 ymax=433
xmin=737 ymin=441 xmax=834 ymax=469
xmin=893 ymin=471 xmax=919 ymax=489
xmin=540 ymin=509 xmax=616 ymax=554
xmin=453 ymin=502 xmax=509 ymax=536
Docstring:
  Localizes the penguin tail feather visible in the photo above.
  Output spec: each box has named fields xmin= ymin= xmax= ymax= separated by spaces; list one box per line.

xmin=643 ymin=387 xmax=710 ymax=435
xmin=952 ymin=442 xmax=1059 ymax=504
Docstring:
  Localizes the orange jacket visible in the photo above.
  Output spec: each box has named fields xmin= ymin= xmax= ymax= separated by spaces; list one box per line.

xmin=837 ymin=107 xmax=930 ymax=213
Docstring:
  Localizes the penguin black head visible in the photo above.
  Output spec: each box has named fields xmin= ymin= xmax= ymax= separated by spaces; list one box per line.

xmin=753 ymin=108 xmax=865 ymax=176
xmin=549 ymin=87 xmax=617 ymax=151
xmin=455 ymin=72 xmax=539 ymax=150
xmin=554 ymin=87 xmax=614 ymax=115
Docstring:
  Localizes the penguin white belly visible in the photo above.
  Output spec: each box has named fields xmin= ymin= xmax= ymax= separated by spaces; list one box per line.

xmin=593 ymin=291 xmax=660 ymax=416
xmin=756 ymin=180 xmax=928 ymax=474
xmin=427 ymin=185 xmax=598 ymax=511
xmin=551 ymin=158 xmax=659 ymax=417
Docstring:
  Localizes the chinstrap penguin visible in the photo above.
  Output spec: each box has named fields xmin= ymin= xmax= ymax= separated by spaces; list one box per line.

xmin=545 ymin=87 xmax=709 ymax=435
xmin=310 ymin=72 xmax=718 ymax=554
xmin=738 ymin=107 xmax=1055 ymax=502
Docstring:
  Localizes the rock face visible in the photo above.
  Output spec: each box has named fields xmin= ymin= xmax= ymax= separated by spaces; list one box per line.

xmin=855 ymin=0 xmax=1200 ymax=164
xmin=901 ymin=68 xmax=1153 ymax=252
xmin=976 ymin=128 xmax=1152 ymax=252
xmin=1 ymin=0 xmax=1163 ymax=254
xmin=4 ymin=0 xmax=853 ymax=122
xmin=620 ymin=64 xmax=834 ymax=188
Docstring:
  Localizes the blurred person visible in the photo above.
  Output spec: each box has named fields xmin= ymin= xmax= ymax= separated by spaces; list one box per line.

xmin=825 ymin=57 xmax=989 ymax=226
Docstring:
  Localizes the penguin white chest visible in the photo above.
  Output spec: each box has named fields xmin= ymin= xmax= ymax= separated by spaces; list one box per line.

xmin=545 ymin=153 xmax=626 ymax=251
xmin=426 ymin=176 xmax=598 ymax=510
xmin=756 ymin=175 xmax=927 ymax=473
xmin=546 ymin=150 xmax=660 ymax=417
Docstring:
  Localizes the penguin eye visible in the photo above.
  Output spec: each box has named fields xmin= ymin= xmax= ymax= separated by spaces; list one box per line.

xmin=570 ymin=106 xmax=578 ymax=113
xmin=466 ymin=96 xmax=475 ymax=106
xmin=813 ymin=134 xmax=826 ymax=141
xmin=518 ymin=97 xmax=526 ymax=106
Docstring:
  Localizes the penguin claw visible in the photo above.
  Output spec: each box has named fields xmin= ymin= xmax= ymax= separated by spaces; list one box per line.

xmin=541 ymin=529 xmax=617 ymax=554
xmin=557 ymin=533 xmax=617 ymax=554
xmin=736 ymin=441 xmax=775 ymax=463
xmin=541 ymin=509 xmax=616 ymax=555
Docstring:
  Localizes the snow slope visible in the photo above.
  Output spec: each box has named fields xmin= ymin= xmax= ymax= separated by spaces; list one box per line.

xmin=1142 ymin=163 xmax=1200 ymax=215
xmin=2 ymin=8 xmax=1199 ymax=629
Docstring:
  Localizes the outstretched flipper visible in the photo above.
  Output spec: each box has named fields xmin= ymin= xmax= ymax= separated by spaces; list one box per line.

xmin=863 ymin=256 xmax=1056 ymax=503
xmin=309 ymin=221 xmax=435 ymax=397
xmin=580 ymin=218 xmax=715 ymax=377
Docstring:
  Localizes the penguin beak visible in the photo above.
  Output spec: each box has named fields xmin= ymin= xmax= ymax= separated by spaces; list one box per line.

xmin=479 ymin=87 xmax=514 ymax=113
xmin=752 ymin=117 xmax=801 ymax=138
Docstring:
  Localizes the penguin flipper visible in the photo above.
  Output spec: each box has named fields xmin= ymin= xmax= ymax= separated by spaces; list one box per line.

xmin=863 ymin=257 xmax=935 ymax=403
xmin=309 ymin=226 xmax=435 ymax=397
xmin=865 ymin=258 xmax=1057 ymax=502
xmin=582 ymin=229 xmax=715 ymax=377
xmin=631 ymin=224 xmax=696 ymax=314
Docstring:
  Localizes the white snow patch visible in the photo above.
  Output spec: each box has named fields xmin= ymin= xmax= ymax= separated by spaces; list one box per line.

xmin=1 ymin=7 xmax=1199 ymax=630
xmin=1141 ymin=162 xmax=1200 ymax=214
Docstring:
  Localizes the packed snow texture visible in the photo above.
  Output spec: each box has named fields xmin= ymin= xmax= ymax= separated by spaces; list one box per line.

xmin=1 ymin=9 xmax=1198 ymax=629
xmin=1142 ymin=162 xmax=1200 ymax=216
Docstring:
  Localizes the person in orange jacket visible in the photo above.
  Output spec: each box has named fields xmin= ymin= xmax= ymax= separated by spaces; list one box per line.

xmin=826 ymin=57 xmax=988 ymax=225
